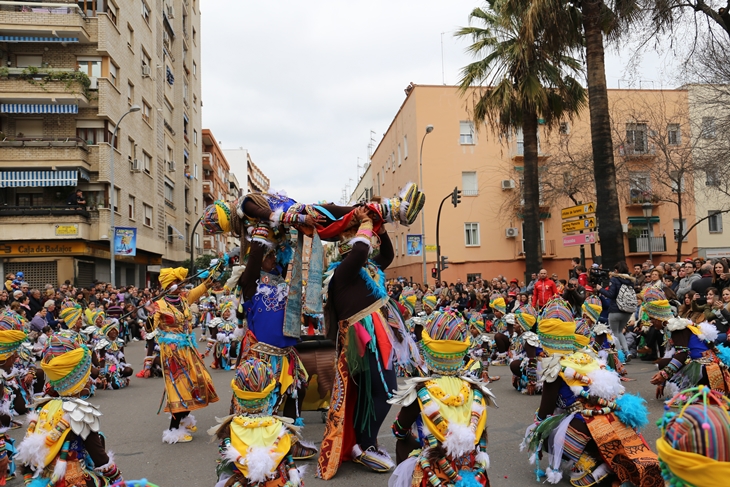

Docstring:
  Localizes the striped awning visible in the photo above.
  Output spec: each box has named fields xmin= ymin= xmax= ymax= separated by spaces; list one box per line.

xmin=0 ymin=104 xmax=78 ymax=114
xmin=0 ymin=36 xmax=79 ymax=43
xmin=0 ymin=170 xmax=81 ymax=188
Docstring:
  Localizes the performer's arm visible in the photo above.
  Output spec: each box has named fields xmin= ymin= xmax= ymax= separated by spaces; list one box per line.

xmin=334 ymin=212 xmax=374 ymax=280
xmin=373 ymin=227 xmax=394 ymax=270
xmin=185 ymin=279 xmax=213 ymax=305
xmin=240 ymin=241 xmax=266 ymax=301
xmin=392 ymin=401 xmax=422 ymax=464
xmin=536 ymin=378 xmax=560 ymax=421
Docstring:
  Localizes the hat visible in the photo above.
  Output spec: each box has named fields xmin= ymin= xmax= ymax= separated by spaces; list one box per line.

xmin=490 ymin=297 xmax=506 ymax=314
xmin=422 ymin=293 xmax=438 ymax=313
xmin=59 ymin=302 xmax=83 ymax=328
xmin=420 ymin=310 xmax=470 ymax=375
xmin=231 ymin=358 xmax=277 ymax=415
xmin=515 ymin=304 xmax=537 ymax=332
xmin=582 ymin=296 xmax=602 ymax=323
xmin=468 ymin=311 xmax=485 ymax=334
xmin=537 ymin=298 xmax=577 ymax=355
xmin=399 ymin=288 xmax=417 ymax=317
xmin=0 ymin=310 xmax=24 ymax=331
xmin=159 ymin=267 xmax=188 ymax=290
xmin=42 ymin=333 xmax=80 ymax=361
xmin=510 ymin=278 xmax=518 ymax=284
xmin=44 ymin=300 xmax=55 ymax=309
xmin=100 ymin=319 xmax=119 ymax=338
xmin=201 ymin=200 xmax=233 ymax=235
xmin=657 ymin=386 xmax=730 ymax=486
xmin=41 ymin=347 xmax=92 ymax=396
xmin=642 ymin=288 xmax=673 ymax=321
xmin=0 ymin=329 xmax=27 ymax=360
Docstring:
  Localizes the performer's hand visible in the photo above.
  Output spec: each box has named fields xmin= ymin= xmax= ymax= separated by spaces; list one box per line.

xmin=655 ymin=384 xmax=665 ymax=399
xmin=354 ymin=206 xmax=371 ymax=223
xmin=650 ymin=371 xmax=665 ymax=385
xmin=526 ymin=383 xmax=537 ymax=396
xmin=303 ymin=214 xmax=326 ymax=227
xmin=0 ymin=453 xmax=9 ymax=485
xmin=23 ymin=373 xmax=33 ymax=387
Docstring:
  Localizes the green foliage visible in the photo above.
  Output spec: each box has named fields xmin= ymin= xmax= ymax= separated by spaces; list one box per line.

xmin=18 ymin=68 xmax=94 ymax=100
xmin=0 ymin=67 xmax=8 ymax=78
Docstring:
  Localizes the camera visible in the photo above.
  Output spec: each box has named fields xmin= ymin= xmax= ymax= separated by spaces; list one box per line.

xmin=589 ymin=268 xmax=609 ymax=288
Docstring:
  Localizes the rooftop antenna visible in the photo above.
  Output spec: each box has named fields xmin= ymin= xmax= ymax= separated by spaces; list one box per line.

xmin=441 ymin=32 xmax=446 ymax=85
xmin=368 ymin=130 xmax=377 ymax=160
xmin=357 ymin=157 xmax=363 ymax=179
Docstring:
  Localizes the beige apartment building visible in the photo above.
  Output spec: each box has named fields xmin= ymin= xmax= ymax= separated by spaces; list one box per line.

xmin=0 ymin=0 xmax=203 ymax=288
xmin=354 ymin=84 xmax=699 ymax=283
xmin=201 ymin=128 xmax=230 ymax=256
xmin=222 ymin=148 xmax=270 ymax=194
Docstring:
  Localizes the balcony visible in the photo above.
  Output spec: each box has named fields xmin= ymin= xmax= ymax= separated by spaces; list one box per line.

xmin=0 ymin=1 xmax=91 ymax=42
xmin=520 ymin=239 xmax=557 ymax=257
xmin=202 ymin=152 xmax=213 ymax=170
xmin=0 ymin=207 xmax=91 ymax=241
xmin=0 ymin=68 xmax=91 ymax=106
xmin=628 ymin=236 xmax=666 ymax=253
xmin=202 ymin=180 xmax=212 ymax=198
xmin=627 ymin=190 xmax=660 ymax=207
xmin=0 ymin=137 xmax=90 ymax=171
xmin=619 ymin=145 xmax=656 ymax=159
xmin=510 ymin=141 xmax=549 ymax=161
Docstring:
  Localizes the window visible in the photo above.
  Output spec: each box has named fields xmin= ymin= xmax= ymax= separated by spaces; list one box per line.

xmin=166 ymin=65 xmax=174 ymax=85
xmin=465 ymin=223 xmax=480 ymax=246
xmin=674 ymin=219 xmax=688 ymax=242
xmin=460 ymin=121 xmax=475 ymax=145
xmin=709 ymin=211 xmax=724 ymax=234
xmin=143 ymin=152 xmax=152 ymax=174
xmin=16 ymin=192 xmax=44 ymax=207
xmin=167 ymin=146 xmax=174 ymax=165
xmin=702 ymin=117 xmax=716 ymax=139
xmin=376 ymin=172 xmax=381 ymax=193
xmin=143 ymin=204 xmax=153 ymax=227
xmin=462 ymin=172 xmax=478 ymax=196
xmin=142 ymin=101 xmax=151 ymax=123
xmin=164 ymin=179 xmax=174 ymax=206
xmin=127 ymin=24 xmax=134 ymax=50
xmin=667 ymin=124 xmax=680 ymax=145
xmin=193 ymin=163 xmax=198 ymax=179
xmin=16 ymin=55 xmax=42 ymax=68
xmin=128 ymin=196 xmax=135 ymax=220
xmin=183 ymin=115 xmax=189 ymax=138
xmin=519 ymin=177 xmax=545 ymax=206
xmin=77 ymin=57 xmax=102 ymax=79
xmin=141 ymin=49 xmax=151 ymax=73
xmin=112 ymin=187 xmax=120 ymax=213
xmin=108 ymin=63 xmax=118 ymax=86
xmin=391 ymin=152 xmax=395 ymax=171
xmin=706 ymin=170 xmax=720 ymax=187
xmin=559 ymin=122 xmax=570 ymax=135
xmin=183 ymin=80 xmax=189 ymax=102
xmin=514 ymin=127 xmax=541 ymax=155
xmin=193 ymin=61 xmax=197 ymax=76
xmin=401 ymin=234 xmax=406 ymax=256
xmin=467 ymin=273 xmax=482 ymax=283
xmin=15 ymin=119 xmax=43 ymax=137
xmin=184 ymin=188 xmax=190 ymax=212
xmin=403 ymin=135 xmax=408 ymax=159
xmin=521 ymin=221 xmax=546 ymax=254
xmin=629 ymin=171 xmax=652 ymax=203
xmin=397 ymin=144 xmax=402 ymax=166
xmin=128 ymin=138 xmax=135 ymax=162
xmin=193 ymin=129 xmax=198 ymax=145
xmin=394 ymin=235 xmax=399 ymax=256
xmin=141 ymin=0 xmax=150 ymax=24
xmin=625 ymin=122 xmax=648 ymax=154
xmin=76 ymin=120 xmax=115 ymax=147
xmin=670 ymin=171 xmax=685 ymax=193
xmin=127 ymin=81 xmax=134 ymax=105
xmin=194 ymin=197 xmax=198 ymax=214
xmin=193 ymin=27 xmax=197 ymax=43
xmin=107 ymin=1 xmax=117 ymax=24
xmin=195 ymin=233 xmax=200 ymax=249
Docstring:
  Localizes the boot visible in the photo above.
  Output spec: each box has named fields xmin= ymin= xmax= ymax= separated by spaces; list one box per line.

xmin=136 ymin=356 xmax=153 ymax=378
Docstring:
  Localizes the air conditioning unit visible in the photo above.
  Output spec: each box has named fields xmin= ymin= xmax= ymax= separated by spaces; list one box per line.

xmin=167 ymin=4 xmax=175 ymax=18
xmin=131 ymin=159 xmax=141 ymax=173
xmin=142 ymin=65 xmax=151 ymax=77
xmin=501 ymin=179 xmax=516 ymax=190
xmin=167 ymin=160 xmax=176 ymax=172
xmin=505 ymin=227 xmax=519 ymax=238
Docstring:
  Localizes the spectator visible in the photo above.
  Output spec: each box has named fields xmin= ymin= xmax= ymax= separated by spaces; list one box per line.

xmin=66 ymin=188 xmax=86 ymax=209
xmin=531 ymin=269 xmax=558 ymax=309
xmin=43 ymin=300 xmax=60 ymax=330
xmin=678 ymin=291 xmax=704 ymax=323
xmin=507 ymin=279 xmax=520 ymax=295
xmin=562 ymin=278 xmax=586 ymax=316
xmin=575 ymin=265 xmax=589 ymax=289
xmin=28 ymin=289 xmax=43 ymax=317
xmin=568 ymin=257 xmax=581 ymax=280
xmin=676 ymin=261 xmax=700 ymax=300
xmin=37 ymin=325 xmax=53 ymax=350
xmin=690 ymin=263 xmax=715 ymax=303
xmin=525 ymin=272 xmax=538 ymax=294
xmin=712 ymin=260 xmax=730 ymax=292
xmin=694 ymin=257 xmax=704 ymax=272
xmin=0 ymin=290 xmax=8 ymax=309
xmin=644 ymin=268 xmax=664 ymax=290
xmin=29 ymin=307 xmax=48 ymax=333
xmin=597 ymin=260 xmax=635 ymax=358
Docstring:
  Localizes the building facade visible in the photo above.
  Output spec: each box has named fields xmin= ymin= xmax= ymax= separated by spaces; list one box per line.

xmin=363 ymin=84 xmax=698 ymax=284
xmin=222 ymin=147 xmax=270 ymax=194
xmin=0 ymin=0 xmax=203 ymax=288
xmin=201 ymin=128 xmax=230 ymax=256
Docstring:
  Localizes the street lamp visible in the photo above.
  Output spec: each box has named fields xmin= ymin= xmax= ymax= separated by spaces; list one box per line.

xmin=642 ymin=202 xmax=654 ymax=264
xmin=109 ymin=105 xmax=141 ymax=287
xmin=419 ymin=124 xmax=434 ymax=285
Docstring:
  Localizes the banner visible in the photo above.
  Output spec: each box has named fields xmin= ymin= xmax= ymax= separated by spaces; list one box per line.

xmin=114 ymin=227 xmax=137 ymax=256
xmin=406 ymin=234 xmax=423 ymax=256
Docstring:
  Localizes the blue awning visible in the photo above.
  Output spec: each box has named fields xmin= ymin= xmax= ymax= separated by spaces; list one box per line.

xmin=0 ymin=104 xmax=78 ymax=114
xmin=0 ymin=36 xmax=79 ymax=43
xmin=0 ymin=170 xmax=81 ymax=188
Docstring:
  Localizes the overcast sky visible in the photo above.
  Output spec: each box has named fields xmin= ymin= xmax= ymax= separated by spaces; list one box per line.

xmin=200 ymin=1 xmax=672 ymax=204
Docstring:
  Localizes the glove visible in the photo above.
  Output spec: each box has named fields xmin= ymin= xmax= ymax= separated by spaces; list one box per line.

xmin=198 ymin=270 xmax=210 ymax=279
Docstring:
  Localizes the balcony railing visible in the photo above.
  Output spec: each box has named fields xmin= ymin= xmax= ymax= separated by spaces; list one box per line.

xmin=628 ymin=236 xmax=666 ymax=253
xmin=0 ymin=136 xmax=88 ymax=148
xmin=0 ymin=2 xmax=90 ymax=40
xmin=0 ymin=205 xmax=90 ymax=218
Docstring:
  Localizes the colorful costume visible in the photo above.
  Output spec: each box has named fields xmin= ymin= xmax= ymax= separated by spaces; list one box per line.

xmin=94 ymin=320 xmax=133 ymax=389
xmin=16 ymin=347 xmax=122 ymax=485
xmin=590 ymin=323 xmax=627 ymax=377
xmin=389 ymin=308 xmax=496 ymax=487
xmin=153 ymin=267 xmax=218 ymax=444
xmin=0 ymin=329 xmax=28 ymax=482
xmin=523 ymin=299 xmax=662 ymax=487
xmin=211 ymin=358 xmax=304 ymax=487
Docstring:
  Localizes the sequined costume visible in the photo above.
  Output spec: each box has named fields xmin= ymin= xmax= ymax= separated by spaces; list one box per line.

xmin=94 ymin=320 xmax=133 ymax=390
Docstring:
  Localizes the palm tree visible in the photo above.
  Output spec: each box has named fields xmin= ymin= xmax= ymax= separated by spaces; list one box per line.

xmin=456 ymin=0 xmax=586 ymax=281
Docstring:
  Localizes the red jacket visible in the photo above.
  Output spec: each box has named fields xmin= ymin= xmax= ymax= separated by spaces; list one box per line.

xmin=532 ymin=278 xmax=558 ymax=308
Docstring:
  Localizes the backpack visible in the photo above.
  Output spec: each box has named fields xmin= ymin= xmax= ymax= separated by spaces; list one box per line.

xmin=616 ymin=283 xmax=638 ymax=313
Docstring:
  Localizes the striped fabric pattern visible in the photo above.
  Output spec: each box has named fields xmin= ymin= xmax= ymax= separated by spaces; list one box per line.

xmin=0 ymin=36 xmax=79 ymax=43
xmin=0 ymin=104 xmax=78 ymax=114
xmin=0 ymin=170 xmax=78 ymax=187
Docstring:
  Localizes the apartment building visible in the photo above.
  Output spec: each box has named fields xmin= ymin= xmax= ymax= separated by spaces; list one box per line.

xmin=360 ymin=84 xmax=698 ymax=283
xmin=0 ymin=0 xmax=203 ymax=288
xmin=222 ymin=148 xmax=270 ymax=195
xmin=201 ymin=128 xmax=230 ymax=256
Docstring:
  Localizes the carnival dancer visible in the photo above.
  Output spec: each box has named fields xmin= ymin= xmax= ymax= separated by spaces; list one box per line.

xmin=509 ymin=305 xmax=542 ymax=395
xmin=152 ymin=267 xmax=219 ymax=444
xmin=235 ymin=230 xmax=316 ymax=460
xmin=522 ymin=298 xmax=662 ymax=487
xmin=15 ymin=346 xmax=123 ymax=485
xmin=135 ymin=328 xmax=162 ymax=379
xmin=198 ymin=296 xmax=216 ymax=342
xmin=590 ymin=322 xmax=628 ymax=377
xmin=655 ymin=386 xmax=730 ymax=487
xmin=0 ymin=328 xmax=28 ymax=482
xmin=422 ymin=292 xmax=438 ymax=316
xmin=645 ymin=290 xmax=730 ymax=399
xmin=204 ymin=298 xmax=239 ymax=370
xmin=95 ymin=319 xmax=133 ymax=389
xmin=489 ymin=297 xmax=507 ymax=333
xmin=491 ymin=313 xmax=516 ymax=366
xmin=318 ymin=206 xmax=400 ymax=478
xmin=211 ymin=358 xmax=305 ymax=487
xmin=575 ymin=295 xmax=601 ymax=338
xmin=467 ymin=311 xmax=500 ymax=383
xmin=388 ymin=308 xmax=496 ymax=487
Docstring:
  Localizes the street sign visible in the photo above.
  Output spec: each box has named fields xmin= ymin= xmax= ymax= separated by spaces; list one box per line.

xmin=563 ymin=232 xmax=597 ymax=247
xmin=425 ymin=245 xmax=437 ymax=252
xmin=562 ymin=217 xmax=596 ymax=234
xmin=561 ymin=202 xmax=596 ymax=219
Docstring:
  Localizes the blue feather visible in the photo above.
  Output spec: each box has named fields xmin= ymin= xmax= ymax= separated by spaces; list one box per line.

xmin=294 ymin=417 xmax=305 ymax=427
xmin=277 ymin=240 xmax=294 ymax=267
xmin=615 ymin=393 xmax=650 ymax=430
xmin=327 ymin=261 xmax=387 ymax=300
xmin=28 ymin=479 xmax=51 ymax=487
xmin=618 ymin=350 xmax=626 ymax=363
xmin=455 ymin=470 xmax=482 ymax=487
xmin=717 ymin=345 xmax=730 ymax=367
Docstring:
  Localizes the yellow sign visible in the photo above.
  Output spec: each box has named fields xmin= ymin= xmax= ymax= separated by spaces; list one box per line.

xmin=561 ymin=202 xmax=596 ymax=219
xmin=0 ymin=241 xmax=87 ymax=257
xmin=425 ymin=245 xmax=437 ymax=252
xmin=55 ymin=224 xmax=79 ymax=236
xmin=562 ymin=217 xmax=596 ymax=234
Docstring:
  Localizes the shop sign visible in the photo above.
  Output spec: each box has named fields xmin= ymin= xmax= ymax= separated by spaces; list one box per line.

xmin=54 ymin=224 xmax=79 ymax=236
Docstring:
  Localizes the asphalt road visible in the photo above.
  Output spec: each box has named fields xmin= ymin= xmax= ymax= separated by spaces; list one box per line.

xmin=5 ymin=337 xmax=667 ymax=487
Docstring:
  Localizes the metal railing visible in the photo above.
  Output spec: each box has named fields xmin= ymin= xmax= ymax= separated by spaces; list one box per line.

xmin=0 ymin=204 xmax=90 ymax=218
xmin=629 ymin=236 xmax=666 ymax=253
xmin=0 ymin=136 xmax=88 ymax=149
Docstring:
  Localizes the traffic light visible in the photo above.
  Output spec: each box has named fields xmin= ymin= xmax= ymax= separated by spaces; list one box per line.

xmin=440 ymin=255 xmax=449 ymax=270
xmin=431 ymin=267 xmax=438 ymax=278
xmin=451 ymin=187 xmax=462 ymax=207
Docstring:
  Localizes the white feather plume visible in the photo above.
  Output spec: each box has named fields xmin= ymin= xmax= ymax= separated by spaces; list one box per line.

xmin=587 ymin=368 xmax=625 ymax=400
xmin=180 ymin=415 xmax=196 ymax=429
xmin=476 ymin=451 xmax=491 ymax=470
xmin=15 ymin=432 xmax=49 ymax=474
xmin=546 ymin=467 xmax=563 ymax=484
xmin=442 ymin=423 xmax=476 ymax=458
xmin=243 ymin=446 xmax=277 ymax=483
xmin=697 ymin=321 xmax=719 ymax=343
xmin=222 ymin=444 xmax=242 ymax=465
xmin=162 ymin=428 xmax=189 ymax=444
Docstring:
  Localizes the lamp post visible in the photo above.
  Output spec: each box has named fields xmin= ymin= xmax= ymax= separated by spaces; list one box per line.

xmin=642 ymin=202 xmax=653 ymax=264
xmin=109 ymin=105 xmax=141 ymax=287
xmin=419 ymin=124 xmax=434 ymax=285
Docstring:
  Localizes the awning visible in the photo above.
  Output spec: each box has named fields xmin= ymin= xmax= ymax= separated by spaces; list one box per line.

xmin=0 ymin=170 xmax=84 ymax=188
xmin=0 ymin=36 xmax=79 ymax=43
xmin=628 ymin=216 xmax=660 ymax=224
xmin=0 ymin=104 xmax=78 ymax=114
